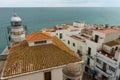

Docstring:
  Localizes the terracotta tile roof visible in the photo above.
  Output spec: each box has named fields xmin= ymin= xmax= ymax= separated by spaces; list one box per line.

xmin=95 ymin=28 xmax=120 ymax=34
xmin=2 ymin=36 xmax=80 ymax=78
xmin=26 ymin=31 xmax=52 ymax=41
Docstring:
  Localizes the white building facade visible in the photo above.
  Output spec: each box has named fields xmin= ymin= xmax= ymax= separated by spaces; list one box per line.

xmin=48 ymin=22 xmax=120 ymax=80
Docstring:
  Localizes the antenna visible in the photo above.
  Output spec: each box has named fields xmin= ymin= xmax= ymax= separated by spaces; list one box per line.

xmin=13 ymin=8 xmax=17 ymax=17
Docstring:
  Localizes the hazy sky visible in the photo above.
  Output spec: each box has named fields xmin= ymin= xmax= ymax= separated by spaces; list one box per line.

xmin=0 ymin=0 xmax=120 ymax=7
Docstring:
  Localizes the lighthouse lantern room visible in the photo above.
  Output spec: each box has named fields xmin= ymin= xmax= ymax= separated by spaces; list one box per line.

xmin=7 ymin=12 xmax=27 ymax=44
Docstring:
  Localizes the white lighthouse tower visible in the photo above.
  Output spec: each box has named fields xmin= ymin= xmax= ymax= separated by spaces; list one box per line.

xmin=8 ymin=12 xmax=27 ymax=44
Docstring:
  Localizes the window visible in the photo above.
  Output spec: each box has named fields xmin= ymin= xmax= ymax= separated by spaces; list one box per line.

xmin=88 ymin=47 xmax=91 ymax=55
xmin=87 ymin=58 xmax=90 ymax=65
xmin=34 ymin=40 xmax=46 ymax=44
xmin=44 ymin=71 xmax=51 ymax=80
xmin=13 ymin=31 xmax=24 ymax=35
xmin=96 ymin=58 xmax=101 ymax=64
xmin=95 ymin=35 xmax=99 ymax=43
xmin=119 ymin=63 xmax=120 ymax=69
xmin=73 ymin=43 xmax=75 ymax=47
xmin=77 ymin=50 xmax=82 ymax=56
xmin=59 ymin=33 xmax=62 ymax=39
xmin=11 ymin=22 xmax=21 ymax=26
xmin=115 ymin=47 xmax=118 ymax=51
xmin=103 ymin=62 xmax=107 ymax=72
xmin=109 ymin=66 xmax=115 ymax=72
xmin=68 ymin=40 xmax=70 ymax=44
xmin=77 ymin=50 xmax=80 ymax=54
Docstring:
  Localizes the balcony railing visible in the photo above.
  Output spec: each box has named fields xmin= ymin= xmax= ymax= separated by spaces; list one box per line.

xmin=97 ymin=50 xmax=117 ymax=61
xmin=7 ymin=25 xmax=27 ymax=34
xmin=10 ymin=31 xmax=25 ymax=35
xmin=95 ymin=66 xmax=114 ymax=77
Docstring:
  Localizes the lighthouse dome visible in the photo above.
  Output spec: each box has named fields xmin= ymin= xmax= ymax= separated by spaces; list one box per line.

xmin=11 ymin=13 xmax=22 ymax=22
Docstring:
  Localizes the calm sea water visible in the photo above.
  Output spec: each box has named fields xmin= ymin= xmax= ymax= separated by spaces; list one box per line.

xmin=0 ymin=7 xmax=120 ymax=53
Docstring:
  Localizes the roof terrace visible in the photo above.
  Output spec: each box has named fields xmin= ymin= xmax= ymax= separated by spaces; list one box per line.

xmin=104 ymin=38 xmax=120 ymax=47
xmin=97 ymin=50 xmax=117 ymax=61
xmin=70 ymin=35 xmax=86 ymax=42
xmin=95 ymin=28 xmax=120 ymax=34
xmin=81 ymin=28 xmax=93 ymax=36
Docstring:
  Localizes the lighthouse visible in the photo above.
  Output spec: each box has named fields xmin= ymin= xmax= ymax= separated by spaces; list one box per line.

xmin=7 ymin=12 xmax=27 ymax=44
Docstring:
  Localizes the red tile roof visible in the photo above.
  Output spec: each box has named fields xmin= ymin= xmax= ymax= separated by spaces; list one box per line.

xmin=26 ymin=32 xmax=52 ymax=41
xmin=2 ymin=36 xmax=80 ymax=78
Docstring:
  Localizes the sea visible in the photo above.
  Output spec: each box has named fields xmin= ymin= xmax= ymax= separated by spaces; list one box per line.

xmin=0 ymin=7 xmax=120 ymax=53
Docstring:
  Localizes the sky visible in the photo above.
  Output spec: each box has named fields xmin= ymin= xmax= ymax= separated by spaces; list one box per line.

xmin=0 ymin=0 xmax=120 ymax=7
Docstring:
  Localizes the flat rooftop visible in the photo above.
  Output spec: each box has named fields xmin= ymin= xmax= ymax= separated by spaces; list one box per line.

xmin=2 ymin=36 xmax=80 ymax=78
xmin=82 ymin=28 xmax=93 ymax=36
xmin=105 ymin=39 xmax=120 ymax=47
xmin=42 ymin=27 xmax=56 ymax=32
xmin=95 ymin=28 xmax=120 ymax=34
xmin=70 ymin=35 xmax=86 ymax=42
xmin=116 ymin=38 xmax=120 ymax=43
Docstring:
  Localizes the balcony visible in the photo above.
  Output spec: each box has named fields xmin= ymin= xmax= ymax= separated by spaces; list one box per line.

xmin=97 ymin=50 xmax=117 ymax=61
xmin=7 ymin=26 xmax=27 ymax=34
xmin=96 ymin=51 xmax=118 ymax=69
xmin=95 ymin=66 xmax=114 ymax=77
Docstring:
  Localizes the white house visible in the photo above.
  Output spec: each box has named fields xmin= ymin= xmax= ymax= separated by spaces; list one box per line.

xmin=41 ymin=20 xmax=120 ymax=80
xmin=46 ymin=22 xmax=120 ymax=80
xmin=1 ymin=31 xmax=84 ymax=80
xmin=95 ymin=39 xmax=120 ymax=80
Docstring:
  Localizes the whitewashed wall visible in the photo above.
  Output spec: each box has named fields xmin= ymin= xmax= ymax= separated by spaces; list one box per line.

xmin=73 ymin=22 xmax=85 ymax=28
xmin=93 ymin=31 xmax=106 ymax=43
xmin=61 ymin=34 xmax=87 ymax=62
xmin=11 ymin=34 xmax=25 ymax=42
xmin=86 ymin=39 xmax=100 ymax=68
xmin=93 ymin=30 xmax=120 ymax=43
xmin=104 ymin=32 xmax=120 ymax=43
xmin=52 ymin=68 xmax=63 ymax=80
xmin=7 ymin=67 xmax=63 ymax=80
xmin=9 ymin=72 xmax=44 ymax=80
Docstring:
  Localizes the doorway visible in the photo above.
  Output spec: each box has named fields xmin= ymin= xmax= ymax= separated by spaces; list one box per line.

xmin=103 ymin=62 xmax=106 ymax=72
xmin=95 ymin=35 xmax=99 ymax=43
